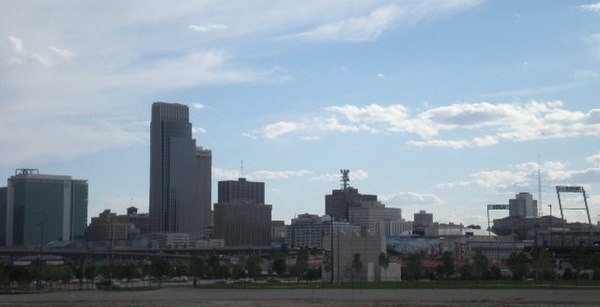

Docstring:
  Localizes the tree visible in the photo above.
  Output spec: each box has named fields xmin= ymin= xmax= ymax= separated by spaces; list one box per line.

xmin=460 ymin=263 xmax=472 ymax=280
xmin=295 ymin=248 xmax=309 ymax=282
xmin=378 ymin=252 xmax=390 ymax=281
xmin=490 ymin=266 xmax=502 ymax=280
xmin=150 ymin=257 xmax=169 ymax=285
xmin=507 ymin=252 xmax=529 ymax=281
xmin=245 ymin=254 xmax=261 ymax=279
xmin=343 ymin=253 xmax=364 ymax=282
xmin=230 ymin=263 xmax=244 ymax=279
xmin=466 ymin=225 xmax=481 ymax=229
xmin=191 ymin=256 xmax=206 ymax=286
xmin=440 ymin=251 xmax=455 ymax=279
xmin=217 ymin=264 xmax=231 ymax=279
xmin=272 ymin=252 xmax=286 ymax=277
xmin=471 ymin=251 xmax=489 ymax=280
xmin=570 ymin=246 xmax=587 ymax=278
xmin=42 ymin=266 xmax=63 ymax=290
xmin=404 ymin=253 xmax=423 ymax=281
xmin=208 ymin=255 xmax=220 ymax=279
xmin=532 ymin=248 xmax=554 ymax=280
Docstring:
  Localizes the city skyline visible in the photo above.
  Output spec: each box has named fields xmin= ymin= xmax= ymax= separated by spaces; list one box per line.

xmin=1 ymin=1 xmax=600 ymax=226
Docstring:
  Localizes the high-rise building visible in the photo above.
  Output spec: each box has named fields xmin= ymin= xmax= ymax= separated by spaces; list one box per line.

xmin=0 ymin=187 xmax=6 ymax=246
xmin=325 ymin=170 xmax=377 ymax=221
xmin=5 ymin=169 xmax=88 ymax=247
xmin=196 ymin=147 xmax=212 ymax=233
xmin=509 ymin=192 xmax=538 ymax=218
xmin=218 ymin=178 xmax=264 ymax=204
xmin=149 ymin=102 xmax=211 ymax=237
xmin=214 ymin=177 xmax=271 ymax=246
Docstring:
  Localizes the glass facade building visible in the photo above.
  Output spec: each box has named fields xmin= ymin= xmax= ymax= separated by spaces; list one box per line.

xmin=5 ymin=169 xmax=88 ymax=247
xmin=149 ymin=102 xmax=210 ymax=237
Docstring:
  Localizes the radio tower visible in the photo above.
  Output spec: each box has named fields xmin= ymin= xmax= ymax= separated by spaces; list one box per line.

xmin=340 ymin=169 xmax=350 ymax=190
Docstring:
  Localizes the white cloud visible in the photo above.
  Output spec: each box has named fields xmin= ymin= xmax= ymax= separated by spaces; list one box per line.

xmin=586 ymin=153 xmax=600 ymax=165
xmin=32 ymin=53 xmax=52 ymax=66
xmin=191 ymin=103 xmax=206 ymax=110
xmin=188 ymin=23 xmax=229 ymax=33
xmin=439 ymin=159 xmax=600 ymax=193
xmin=580 ymin=2 xmax=600 ymax=14
xmin=212 ymin=168 xmax=312 ymax=181
xmin=263 ymin=121 xmax=306 ymax=139
xmin=291 ymin=4 xmax=398 ymax=43
xmin=49 ymin=46 xmax=74 ymax=60
xmin=313 ymin=169 xmax=369 ymax=181
xmin=0 ymin=119 xmax=146 ymax=166
xmin=377 ymin=73 xmax=386 ymax=79
xmin=302 ymin=136 xmax=320 ymax=141
xmin=8 ymin=36 xmax=24 ymax=54
xmin=251 ymin=170 xmax=313 ymax=180
xmin=289 ymin=0 xmax=481 ymax=43
xmin=573 ymin=69 xmax=599 ymax=80
xmin=381 ymin=192 xmax=444 ymax=206
xmin=192 ymin=127 xmax=206 ymax=134
xmin=254 ymin=101 xmax=600 ymax=149
xmin=213 ymin=167 xmax=241 ymax=180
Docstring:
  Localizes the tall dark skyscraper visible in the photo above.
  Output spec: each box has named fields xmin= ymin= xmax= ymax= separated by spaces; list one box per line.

xmin=149 ymin=102 xmax=211 ymax=237
xmin=196 ymin=147 xmax=212 ymax=231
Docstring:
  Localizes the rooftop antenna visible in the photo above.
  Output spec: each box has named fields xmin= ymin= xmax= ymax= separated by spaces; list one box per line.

xmin=340 ymin=169 xmax=350 ymax=190
xmin=538 ymin=155 xmax=543 ymax=217
xmin=241 ymin=160 xmax=244 ymax=178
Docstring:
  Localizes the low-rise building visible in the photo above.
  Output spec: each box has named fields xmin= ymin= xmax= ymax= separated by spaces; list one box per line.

xmin=322 ymin=235 xmax=387 ymax=282
xmin=286 ymin=214 xmax=360 ymax=249
xmin=87 ymin=207 xmax=149 ymax=241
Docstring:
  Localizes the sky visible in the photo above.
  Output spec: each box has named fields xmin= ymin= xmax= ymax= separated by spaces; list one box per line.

xmin=1 ymin=1 xmax=600 ymax=227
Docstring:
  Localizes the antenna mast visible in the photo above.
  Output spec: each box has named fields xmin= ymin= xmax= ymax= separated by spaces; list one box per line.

xmin=241 ymin=160 xmax=244 ymax=178
xmin=340 ymin=169 xmax=350 ymax=190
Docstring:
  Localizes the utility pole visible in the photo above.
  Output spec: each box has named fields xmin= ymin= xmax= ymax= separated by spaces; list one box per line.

xmin=37 ymin=222 xmax=44 ymax=290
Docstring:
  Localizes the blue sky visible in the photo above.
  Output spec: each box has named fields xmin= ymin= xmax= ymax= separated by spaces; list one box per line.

xmin=1 ymin=1 xmax=600 ymax=227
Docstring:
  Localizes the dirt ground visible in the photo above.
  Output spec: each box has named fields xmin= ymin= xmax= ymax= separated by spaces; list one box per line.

xmin=2 ymin=287 xmax=600 ymax=306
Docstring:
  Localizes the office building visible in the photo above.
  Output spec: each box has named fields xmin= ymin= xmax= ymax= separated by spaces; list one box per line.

xmin=196 ymin=147 xmax=212 ymax=233
xmin=323 ymin=235 xmax=386 ymax=283
xmin=214 ymin=201 xmax=272 ymax=247
xmin=348 ymin=200 xmax=403 ymax=236
xmin=87 ymin=207 xmax=149 ymax=241
xmin=271 ymin=220 xmax=286 ymax=243
xmin=149 ymin=102 xmax=211 ymax=237
xmin=5 ymin=169 xmax=88 ymax=247
xmin=214 ymin=177 xmax=272 ymax=246
xmin=325 ymin=170 xmax=377 ymax=221
xmin=0 ymin=187 xmax=6 ymax=246
xmin=286 ymin=214 xmax=360 ymax=249
xmin=218 ymin=178 xmax=264 ymax=204
xmin=509 ymin=192 xmax=538 ymax=218
xmin=414 ymin=210 xmax=433 ymax=227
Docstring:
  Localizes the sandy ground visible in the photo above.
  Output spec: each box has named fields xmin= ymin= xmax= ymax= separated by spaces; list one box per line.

xmin=2 ymin=287 xmax=600 ymax=306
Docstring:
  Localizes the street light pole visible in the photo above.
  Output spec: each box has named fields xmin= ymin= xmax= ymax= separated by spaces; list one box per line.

xmin=37 ymin=222 xmax=44 ymax=290
xmin=329 ymin=215 xmax=334 ymax=284
xmin=548 ymin=204 xmax=553 ymax=247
